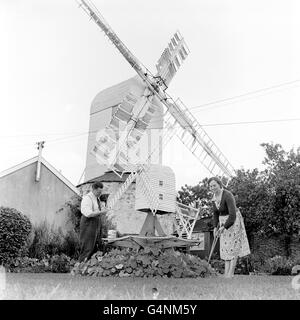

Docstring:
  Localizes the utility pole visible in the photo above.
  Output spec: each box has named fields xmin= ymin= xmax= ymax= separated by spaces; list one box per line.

xmin=36 ymin=141 xmax=45 ymax=182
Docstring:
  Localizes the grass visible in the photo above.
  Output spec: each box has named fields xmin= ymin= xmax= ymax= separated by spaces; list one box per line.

xmin=2 ymin=273 xmax=300 ymax=300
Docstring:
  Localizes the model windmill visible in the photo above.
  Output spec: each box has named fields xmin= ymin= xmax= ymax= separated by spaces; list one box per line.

xmin=77 ymin=0 xmax=236 ymax=246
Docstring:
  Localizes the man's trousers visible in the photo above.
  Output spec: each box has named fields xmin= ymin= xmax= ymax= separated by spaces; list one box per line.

xmin=79 ymin=215 xmax=101 ymax=262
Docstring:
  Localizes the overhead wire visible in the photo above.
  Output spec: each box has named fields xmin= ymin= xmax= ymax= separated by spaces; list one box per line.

xmin=190 ymin=79 xmax=300 ymax=112
xmin=1 ymin=115 xmax=300 ymax=141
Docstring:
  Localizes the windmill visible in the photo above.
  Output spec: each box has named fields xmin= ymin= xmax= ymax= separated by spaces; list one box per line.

xmin=77 ymin=0 xmax=236 ymax=246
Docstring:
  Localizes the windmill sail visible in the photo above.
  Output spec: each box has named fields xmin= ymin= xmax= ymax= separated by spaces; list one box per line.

xmin=83 ymin=2 xmax=190 ymax=177
xmin=162 ymin=97 xmax=235 ymax=185
xmin=156 ymin=31 xmax=190 ymax=87
xmin=77 ymin=0 xmax=235 ymax=185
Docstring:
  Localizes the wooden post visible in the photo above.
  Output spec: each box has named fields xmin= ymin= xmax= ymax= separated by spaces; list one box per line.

xmin=36 ymin=141 xmax=45 ymax=182
xmin=139 ymin=211 xmax=166 ymax=237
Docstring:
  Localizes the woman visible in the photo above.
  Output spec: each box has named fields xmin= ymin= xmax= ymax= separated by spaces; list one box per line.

xmin=208 ymin=177 xmax=250 ymax=278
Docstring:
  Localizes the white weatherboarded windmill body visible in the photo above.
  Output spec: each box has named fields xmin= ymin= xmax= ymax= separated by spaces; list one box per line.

xmin=76 ymin=0 xmax=236 ymax=248
xmin=84 ymin=75 xmax=164 ymax=182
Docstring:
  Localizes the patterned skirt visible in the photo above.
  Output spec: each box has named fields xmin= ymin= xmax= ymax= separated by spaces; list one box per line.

xmin=219 ymin=210 xmax=251 ymax=260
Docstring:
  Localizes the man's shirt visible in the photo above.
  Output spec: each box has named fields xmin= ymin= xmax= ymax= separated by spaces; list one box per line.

xmin=81 ymin=191 xmax=100 ymax=217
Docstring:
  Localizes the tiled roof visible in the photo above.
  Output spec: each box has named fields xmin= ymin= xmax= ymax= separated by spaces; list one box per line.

xmin=77 ymin=171 xmax=134 ymax=187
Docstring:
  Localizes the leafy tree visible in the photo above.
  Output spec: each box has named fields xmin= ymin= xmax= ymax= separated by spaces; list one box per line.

xmin=177 ymin=178 xmax=213 ymax=218
xmin=228 ymin=168 xmax=270 ymax=244
xmin=177 ymin=178 xmax=211 ymax=207
xmin=260 ymin=143 xmax=300 ymax=255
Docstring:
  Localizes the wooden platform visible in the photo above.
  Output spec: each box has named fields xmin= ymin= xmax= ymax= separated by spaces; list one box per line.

xmin=102 ymin=235 xmax=202 ymax=250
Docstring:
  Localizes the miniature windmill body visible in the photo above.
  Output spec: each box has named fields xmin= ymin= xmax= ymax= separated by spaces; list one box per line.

xmin=77 ymin=0 xmax=236 ymax=243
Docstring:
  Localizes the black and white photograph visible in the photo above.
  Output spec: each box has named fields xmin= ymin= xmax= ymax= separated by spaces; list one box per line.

xmin=0 ymin=0 xmax=299 ymax=309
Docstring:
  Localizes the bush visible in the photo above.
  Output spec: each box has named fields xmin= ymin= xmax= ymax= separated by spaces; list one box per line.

xmin=235 ymin=254 xmax=300 ymax=275
xmin=59 ymin=195 xmax=82 ymax=233
xmin=61 ymin=230 xmax=80 ymax=260
xmin=263 ymin=255 xmax=294 ymax=275
xmin=28 ymin=222 xmax=81 ymax=260
xmin=0 ymin=206 xmax=32 ymax=264
xmin=210 ymin=259 xmax=224 ymax=274
xmin=49 ymin=254 xmax=73 ymax=273
xmin=6 ymin=254 xmax=75 ymax=273
xmin=28 ymin=222 xmax=65 ymax=259
xmin=235 ymin=256 xmax=255 ymax=274
xmin=210 ymin=254 xmax=267 ymax=275
xmin=71 ymin=247 xmax=216 ymax=278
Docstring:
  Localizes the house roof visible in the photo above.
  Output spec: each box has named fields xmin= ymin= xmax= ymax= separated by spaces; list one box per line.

xmin=0 ymin=156 xmax=80 ymax=195
xmin=77 ymin=171 xmax=134 ymax=187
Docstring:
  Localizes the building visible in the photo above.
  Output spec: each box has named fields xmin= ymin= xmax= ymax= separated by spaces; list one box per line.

xmin=84 ymin=75 xmax=164 ymax=182
xmin=0 ymin=156 xmax=80 ymax=232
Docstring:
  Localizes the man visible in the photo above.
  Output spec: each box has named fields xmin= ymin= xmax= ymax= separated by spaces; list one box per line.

xmin=79 ymin=181 xmax=108 ymax=262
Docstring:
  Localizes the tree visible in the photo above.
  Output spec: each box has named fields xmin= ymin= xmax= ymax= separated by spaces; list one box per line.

xmin=177 ymin=178 xmax=213 ymax=218
xmin=260 ymin=143 xmax=300 ymax=255
xmin=228 ymin=168 xmax=270 ymax=244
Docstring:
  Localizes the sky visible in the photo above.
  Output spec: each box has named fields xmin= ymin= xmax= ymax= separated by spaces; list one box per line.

xmin=0 ymin=0 xmax=299 ymax=190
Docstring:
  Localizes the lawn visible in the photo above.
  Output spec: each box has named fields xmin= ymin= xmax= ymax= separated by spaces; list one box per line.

xmin=2 ymin=273 xmax=300 ymax=300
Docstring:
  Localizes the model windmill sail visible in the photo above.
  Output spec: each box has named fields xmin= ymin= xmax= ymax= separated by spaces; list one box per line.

xmin=106 ymin=111 xmax=177 ymax=211
xmin=77 ymin=0 xmax=235 ymax=186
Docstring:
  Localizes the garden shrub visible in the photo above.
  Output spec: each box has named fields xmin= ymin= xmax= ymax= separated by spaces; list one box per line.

xmin=59 ymin=195 xmax=82 ymax=233
xmin=71 ymin=247 xmax=216 ymax=278
xmin=232 ymin=255 xmax=300 ymax=275
xmin=263 ymin=255 xmax=297 ymax=275
xmin=210 ymin=254 xmax=269 ymax=275
xmin=210 ymin=257 xmax=254 ymax=275
xmin=210 ymin=259 xmax=224 ymax=274
xmin=28 ymin=222 xmax=81 ymax=260
xmin=27 ymin=222 xmax=65 ymax=259
xmin=7 ymin=256 xmax=50 ymax=273
xmin=235 ymin=255 xmax=260 ymax=274
xmin=6 ymin=254 xmax=75 ymax=273
xmin=61 ymin=230 xmax=80 ymax=259
xmin=48 ymin=254 xmax=73 ymax=273
xmin=0 ymin=206 xmax=32 ymax=264
xmin=236 ymin=253 xmax=267 ymax=274
xmin=240 ymin=255 xmax=300 ymax=275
